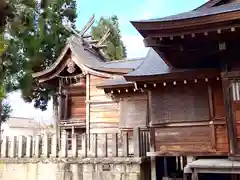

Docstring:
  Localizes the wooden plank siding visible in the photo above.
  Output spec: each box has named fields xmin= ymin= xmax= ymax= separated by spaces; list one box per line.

xmin=119 ymin=93 xmax=148 ymax=129
xmin=89 ymin=75 xmax=120 ymax=133
xmin=151 ymin=81 xmax=228 ymax=155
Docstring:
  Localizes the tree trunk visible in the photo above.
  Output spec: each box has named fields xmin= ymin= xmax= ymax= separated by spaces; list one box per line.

xmin=0 ymin=99 xmax=2 ymax=144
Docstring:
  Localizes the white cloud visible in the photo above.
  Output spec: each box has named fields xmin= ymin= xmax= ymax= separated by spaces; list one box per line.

xmin=122 ymin=35 xmax=149 ymax=58
xmin=6 ymin=91 xmax=54 ymax=124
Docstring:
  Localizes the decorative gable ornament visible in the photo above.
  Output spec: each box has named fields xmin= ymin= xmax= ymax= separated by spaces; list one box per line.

xmin=67 ymin=59 xmax=76 ymax=74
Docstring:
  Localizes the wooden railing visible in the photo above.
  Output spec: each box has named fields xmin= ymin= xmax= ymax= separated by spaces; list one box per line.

xmin=0 ymin=128 xmax=150 ymax=158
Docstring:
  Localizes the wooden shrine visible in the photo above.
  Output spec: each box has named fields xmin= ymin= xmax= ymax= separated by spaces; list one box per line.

xmin=33 ymin=0 xmax=240 ymax=179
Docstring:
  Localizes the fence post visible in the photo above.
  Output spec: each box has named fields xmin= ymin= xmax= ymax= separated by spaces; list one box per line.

xmin=18 ymin=136 xmax=24 ymax=158
xmin=1 ymin=136 xmax=8 ymax=157
xmin=43 ymin=134 xmax=49 ymax=157
xmin=35 ymin=135 xmax=41 ymax=158
xmin=133 ymin=127 xmax=141 ymax=157
xmin=111 ymin=133 xmax=118 ymax=157
xmin=102 ymin=133 xmax=108 ymax=157
xmin=51 ymin=134 xmax=58 ymax=157
xmin=93 ymin=134 xmax=98 ymax=157
xmin=26 ymin=136 xmax=33 ymax=157
xmin=60 ymin=131 xmax=68 ymax=157
xmin=72 ymin=133 xmax=78 ymax=158
xmin=82 ymin=134 xmax=87 ymax=157
xmin=10 ymin=136 xmax=17 ymax=158
xmin=123 ymin=132 xmax=129 ymax=157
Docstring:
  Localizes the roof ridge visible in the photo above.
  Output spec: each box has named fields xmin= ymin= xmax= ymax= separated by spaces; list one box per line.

xmin=105 ymin=57 xmax=144 ymax=64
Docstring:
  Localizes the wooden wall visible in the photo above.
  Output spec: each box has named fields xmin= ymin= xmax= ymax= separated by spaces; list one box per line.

xmin=152 ymin=81 xmax=228 ymax=155
xmin=151 ymin=83 xmax=209 ymax=124
xmin=89 ymin=75 xmax=120 ymax=133
xmin=119 ymin=93 xmax=148 ymax=129
xmin=68 ymin=85 xmax=86 ymax=121
xmin=59 ymin=85 xmax=86 ymax=124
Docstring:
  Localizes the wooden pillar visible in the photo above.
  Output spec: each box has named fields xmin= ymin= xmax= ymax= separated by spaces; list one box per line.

xmin=222 ymin=78 xmax=238 ymax=155
xmin=150 ymin=127 xmax=156 ymax=180
xmin=57 ymin=79 xmax=63 ymax=151
xmin=208 ymin=84 xmax=216 ymax=150
xmin=133 ymin=127 xmax=141 ymax=157
xmin=86 ymin=74 xmax=90 ymax=148
xmin=64 ymin=91 xmax=69 ymax=120
xmin=148 ymin=90 xmax=157 ymax=180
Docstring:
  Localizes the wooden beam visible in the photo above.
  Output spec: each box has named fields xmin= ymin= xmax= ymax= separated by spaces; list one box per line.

xmin=208 ymin=84 xmax=216 ymax=150
xmin=79 ymin=14 xmax=95 ymax=37
xmin=222 ymin=78 xmax=238 ymax=156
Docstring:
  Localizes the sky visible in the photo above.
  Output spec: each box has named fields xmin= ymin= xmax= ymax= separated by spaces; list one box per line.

xmin=7 ymin=0 xmax=207 ymax=124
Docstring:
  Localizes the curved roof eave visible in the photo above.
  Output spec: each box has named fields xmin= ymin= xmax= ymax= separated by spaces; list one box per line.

xmin=32 ymin=41 xmax=143 ymax=80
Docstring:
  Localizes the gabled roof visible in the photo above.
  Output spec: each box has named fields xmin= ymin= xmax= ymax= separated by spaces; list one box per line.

xmin=98 ymin=48 xmax=220 ymax=88
xmin=132 ymin=1 xmax=240 ymax=23
xmin=195 ymin=0 xmax=228 ymax=10
xmin=33 ymin=35 xmax=144 ymax=80
xmin=97 ymin=48 xmax=169 ymax=88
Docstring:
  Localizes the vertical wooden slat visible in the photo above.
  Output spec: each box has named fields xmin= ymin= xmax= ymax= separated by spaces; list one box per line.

xmin=26 ymin=136 xmax=33 ymax=157
xmin=164 ymin=157 xmax=168 ymax=177
xmin=72 ymin=133 xmax=78 ymax=157
xmin=133 ymin=127 xmax=140 ymax=157
xmin=143 ymin=132 xmax=147 ymax=156
xmin=81 ymin=134 xmax=87 ymax=157
xmin=123 ymin=132 xmax=129 ymax=157
xmin=51 ymin=134 xmax=58 ymax=157
xmin=102 ymin=133 xmax=108 ymax=157
xmin=43 ymin=134 xmax=49 ymax=157
xmin=18 ymin=136 xmax=24 ymax=158
xmin=35 ymin=135 xmax=41 ymax=158
xmin=111 ymin=133 xmax=118 ymax=157
xmin=1 ymin=136 xmax=8 ymax=157
xmin=93 ymin=134 xmax=98 ymax=157
xmin=146 ymin=131 xmax=149 ymax=155
xmin=10 ymin=136 xmax=16 ymax=158
xmin=61 ymin=131 xmax=68 ymax=157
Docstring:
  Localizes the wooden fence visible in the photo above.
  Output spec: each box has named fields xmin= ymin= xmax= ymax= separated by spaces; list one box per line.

xmin=0 ymin=128 xmax=150 ymax=158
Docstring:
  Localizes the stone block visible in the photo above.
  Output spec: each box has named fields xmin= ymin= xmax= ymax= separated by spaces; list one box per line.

xmin=128 ymin=173 xmax=140 ymax=180
xmin=83 ymin=172 xmax=93 ymax=180
xmin=83 ymin=164 xmax=94 ymax=172
xmin=113 ymin=164 xmax=125 ymax=173
xmin=126 ymin=164 xmax=140 ymax=173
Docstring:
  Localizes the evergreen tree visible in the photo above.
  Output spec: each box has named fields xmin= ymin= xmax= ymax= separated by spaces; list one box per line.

xmin=5 ymin=0 xmax=77 ymax=111
xmin=91 ymin=15 xmax=127 ymax=61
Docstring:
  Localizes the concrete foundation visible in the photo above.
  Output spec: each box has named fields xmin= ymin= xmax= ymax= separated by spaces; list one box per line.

xmin=0 ymin=157 xmax=150 ymax=180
